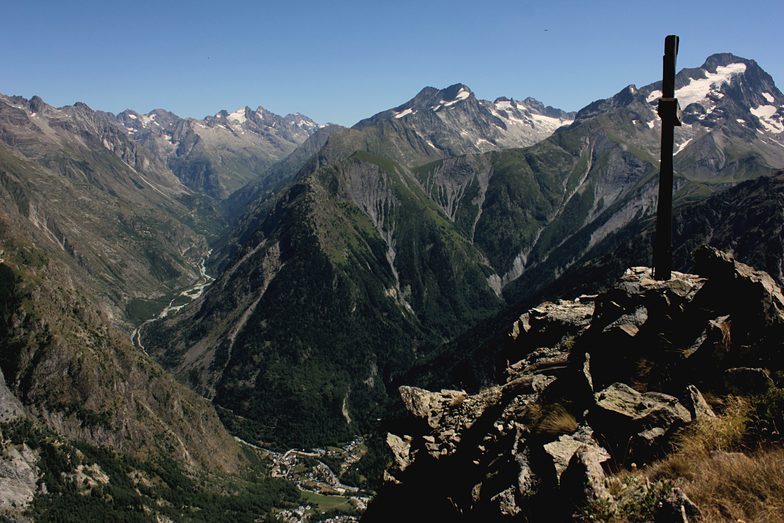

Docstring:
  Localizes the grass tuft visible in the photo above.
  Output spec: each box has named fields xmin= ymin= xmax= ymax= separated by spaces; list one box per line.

xmin=585 ymin=396 xmax=784 ymax=522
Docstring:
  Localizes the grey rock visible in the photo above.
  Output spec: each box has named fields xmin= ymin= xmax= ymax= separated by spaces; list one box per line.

xmin=490 ymin=486 xmax=520 ymax=517
xmin=514 ymin=446 xmax=539 ymax=497
xmin=695 ymin=245 xmax=784 ymax=328
xmin=386 ymin=433 xmax=411 ymax=471
xmin=543 ymin=426 xmax=609 ymax=484
xmin=560 ymin=444 xmax=610 ymax=507
xmin=684 ymin=385 xmax=716 ymax=419
xmin=593 ymin=383 xmax=692 ymax=462
xmin=655 ymin=487 xmax=701 ymax=523
xmin=0 ymin=369 xmax=25 ymax=423
xmin=594 ymin=383 xmax=692 ymax=430
xmin=683 ymin=315 xmax=731 ymax=364
xmin=723 ymin=367 xmax=774 ymax=395
xmin=0 ymin=443 xmax=40 ymax=515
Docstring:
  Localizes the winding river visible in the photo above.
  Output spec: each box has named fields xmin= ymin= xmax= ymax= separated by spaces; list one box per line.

xmin=131 ymin=251 xmax=214 ymax=353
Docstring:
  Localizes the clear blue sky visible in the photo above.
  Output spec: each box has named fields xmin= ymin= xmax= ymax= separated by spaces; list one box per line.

xmin=3 ymin=0 xmax=782 ymax=127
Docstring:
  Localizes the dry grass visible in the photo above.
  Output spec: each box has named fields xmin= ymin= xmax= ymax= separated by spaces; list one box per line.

xmin=585 ymin=396 xmax=784 ymax=522
xmin=530 ymin=403 xmax=579 ymax=437
xmin=684 ymin=447 xmax=784 ymax=523
xmin=646 ymin=396 xmax=784 ymax=523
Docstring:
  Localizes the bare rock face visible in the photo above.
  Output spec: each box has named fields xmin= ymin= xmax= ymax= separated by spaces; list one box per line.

xmin=365 ymin=247 xmax=784 ymax=521
xmin=0 ymin=369 xmax=25 ymax=423
xmin=0 ymin=442 xmax=39 ymax=522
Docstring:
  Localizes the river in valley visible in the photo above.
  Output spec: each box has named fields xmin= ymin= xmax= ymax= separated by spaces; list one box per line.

xmin=131 ymin=251 xmax=214 ymax=352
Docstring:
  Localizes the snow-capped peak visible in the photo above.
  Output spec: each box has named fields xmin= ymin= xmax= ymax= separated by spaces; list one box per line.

xmin=648 ymin=63 xmax=747 ymax=107
xmin=434 ymin=86 xmax=472 ymax=110
xmin=677 ymin=63 xmax=746 ymax=107
xmin=228 ymin=108 xmax=247 ymax=124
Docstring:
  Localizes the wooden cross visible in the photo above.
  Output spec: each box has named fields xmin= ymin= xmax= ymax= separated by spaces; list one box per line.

xmin=654 ymin=35 xmax=682 ymax=281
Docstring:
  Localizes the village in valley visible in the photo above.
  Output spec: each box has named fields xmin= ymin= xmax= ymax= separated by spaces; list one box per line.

xmin=238 ymin=437 xmax=371 ymax=522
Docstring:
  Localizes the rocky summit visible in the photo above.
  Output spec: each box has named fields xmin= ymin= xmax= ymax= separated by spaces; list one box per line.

xmin=364 ymin=246 xmax=784 ymax=521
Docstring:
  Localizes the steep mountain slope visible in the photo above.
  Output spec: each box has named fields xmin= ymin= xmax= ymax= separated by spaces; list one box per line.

xmin=0 ymin=94 xmax=225 ymax=324
xmin=411 ymin=54 xmax=784 ymax=304
xmin=0 ymin=95 xmax=246 ymax=474
xmin=216 ymin=123 xmax=346 ymax=267
xmin=0 ymin=243 xmax=243 ymax=473
xmin=145 ymin=151 xmax=504 ymax=448
xmin=99 ymin=105 xmax=323 ymax=199
xmin=402 ymin=170 xmax=784 ymax=393
xmin=225 ymin=123 xmax=346 ymax=217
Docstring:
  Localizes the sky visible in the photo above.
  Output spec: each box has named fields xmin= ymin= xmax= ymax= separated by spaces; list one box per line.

xmin=3 ymin=0 xmax=783 ymax=128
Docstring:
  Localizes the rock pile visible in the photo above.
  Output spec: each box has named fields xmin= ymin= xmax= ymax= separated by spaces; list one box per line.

xmin=362 ymin=247 xmax=784 ymax=521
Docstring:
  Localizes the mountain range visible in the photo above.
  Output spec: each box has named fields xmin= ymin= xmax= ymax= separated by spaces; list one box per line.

xmin=144 ymin=53 xmax=784 ymax=450
xmin=1 ymin=51 xmax=784 ymax=520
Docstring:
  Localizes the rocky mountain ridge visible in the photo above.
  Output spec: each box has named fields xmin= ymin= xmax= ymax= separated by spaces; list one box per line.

xmin=353 ymin=84 xmax=574 ymax=149
xmin=345 ymin=84 xmax=575 ymax=169
xmin=98 ymin=104 xmax=323 ymax=198
xmin=0 ymin=93 xmax=223 ymax=323
xmin=363 ymin=246 xmax=784 ymax=521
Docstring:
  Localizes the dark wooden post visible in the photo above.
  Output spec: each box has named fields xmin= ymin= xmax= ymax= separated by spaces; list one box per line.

xmin=654 ymin=35 xmax=682 ymax=281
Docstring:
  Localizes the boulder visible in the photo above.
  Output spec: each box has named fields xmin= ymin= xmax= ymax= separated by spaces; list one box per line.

xmin=560 ymin=444 xmax=611 ymax=507
xmin=723 ymin=367 xmax=774 ymax=395
xmin=682 ymin=315 xmax=731 ymax=366
xmin=386 ymin=433 xmax=411 ymax=471
xmin=694 ymin=245 xmax=784 ymax=330
xmin=507 ymin=298 xmax=594 ymax=368
xmin=592 ymin=383 xmax=692 ymax=462
xmin=593 ymin=383 xmax=692 ymax=430
xmin=542 ymin=426 xmax=609 ymax=484
xmin=684 ymin=385 xmax=715 ymax=419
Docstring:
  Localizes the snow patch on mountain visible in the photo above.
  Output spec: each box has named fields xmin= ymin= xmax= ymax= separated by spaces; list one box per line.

xmin=751 ymin=105 xmax=784 ymax=133
xmin=441 ymin=87 xmax=471 ymax=107
xmin=487 ymin=100 xmax=573 ymax=133
xmin=228 ymin=108 xmax=247 ymax=124
xmin=675 ymin=138 xmax=693 ymax=155
xmin=677 ymin=63 xmax=747 ymax=108
xmin=394 ymin=108 xmax=415 ymax=119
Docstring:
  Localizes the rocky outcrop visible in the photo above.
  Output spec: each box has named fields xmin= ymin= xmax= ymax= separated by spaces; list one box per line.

xmin=0 ymin=369 xmax=25 ymax=423
xmin=363 ymin=247 xmax=783 ymax=521
xmin=0 ymin=369 xmax=36 ymax=522
xmin=0 ymin=441 xmax=39 ymax=522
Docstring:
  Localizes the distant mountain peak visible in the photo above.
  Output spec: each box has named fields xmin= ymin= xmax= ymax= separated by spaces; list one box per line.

xmin=408 ymin=83 xmax=473 ymax=111
xmin=350 ymin=83 xmax=573 ymax=158
xmin=700 ymin=52 xmax=753 ymax=73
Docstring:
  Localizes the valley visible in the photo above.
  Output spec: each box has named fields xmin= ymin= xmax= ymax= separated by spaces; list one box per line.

xmin=132 ymin=250 xmax=215 ymax=352
xmin=1 ymin=50 xmax=784 ymax=521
